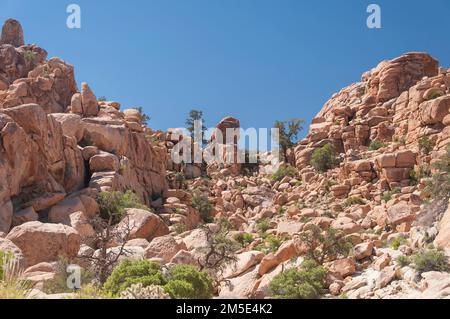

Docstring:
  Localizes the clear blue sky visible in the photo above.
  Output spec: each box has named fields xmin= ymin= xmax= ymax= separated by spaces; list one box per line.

xmin=1 ymin=0 xmax=450 ymax=137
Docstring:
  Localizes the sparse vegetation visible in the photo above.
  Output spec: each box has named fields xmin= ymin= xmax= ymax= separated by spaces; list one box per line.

xmin=396 ymin=255 xmax=411 ymax=267
xmin=186 ymin=110 xmax=207 ymax=145
xmin=382 ymin=187 xmax=402 ymax=202
xmin=256 ymin=218 xmax=271 ymax=234
xmin=310 ymin=144 xmax=339 ymax=173
xmin=135 ymin=107 xmax=151 ymax=126
xmin=98 ymin=96 xmax=107 ymax=102
xmin=44 ymin=257 xmax=92 ymax=294
xmin=234 ymin=233 xmax=254 ymax=247
xmin=344 ymin=196 xmax=366 ymax=207
xmin=391 ymin=237 xmax=407 ymax=250
xmin=192 ymin=192 xmax=214 ymax=223
xmin=97 ymin=190 xmax=148 ymax=225
xmin=368 ymin=140 xmax=387 ymax=151
xmin=196 ymin=219 xmax=239 ymax=285
xmin=426 ymin=89 xmax=445 ymax=101
xmin=269 ymin=259 xmax=327 ymax=299
xmin=419 ymin=136 xmax=434 ymax=155
xmin=411 ymin=248 xmax=449 ymax=274
xmin=0 ymin=254 xmax=33 ymax=299
xmin=299 ymin=225 xmax=353 ymax=264
xmin=425 ymin=144 xmax=450 ymax=200
xmin=271 ymin=165 xmax=298 ymax=182
xmin=23 ymin=50 xmax=36 ymax=64
xmin=274 ymin=118 xmax=304 ymax=160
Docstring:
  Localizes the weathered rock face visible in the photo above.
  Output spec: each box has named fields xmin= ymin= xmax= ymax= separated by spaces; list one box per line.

xmin=6 ymin=221 xmax=80 ymax=267
xmin=0 ymin=19 xmax=24 ymax=47
xmin=205 ymin=116 xmax=241 ymax=176
xmin=0 ymin=19 xmax=167 ymax=239
xmin=295 ymin=52 xmax=441 ymax=171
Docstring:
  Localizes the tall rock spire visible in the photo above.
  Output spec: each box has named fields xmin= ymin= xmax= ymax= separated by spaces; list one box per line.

xmin=0 ymin=19 xmax=24 ymax=47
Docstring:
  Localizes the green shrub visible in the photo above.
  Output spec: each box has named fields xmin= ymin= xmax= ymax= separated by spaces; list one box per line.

xmin=382 ymin=187 xmax=402 ymax=202
xmin=23 ymin=50 xmax=36 ymax=64
xmin=391 ymin=237 xmax=407 ymax=250
xmin=98 ymin=96 xmax=107 ymax=102
xmin=269 ymin=259 xmax=327 ymax=299
xmin=412 ymin=249 xmax=449 ymax=274
xmin=163 ymin=265 xmax=213 ymax=299
xmin=426 ymin=89 xmax=444 ymax=101
xmin=396 ymin=255 xmax=411 ymax=267
xmin=419 ymin=136 xmax=434 ymax=155
xmin=256 ymin=218 xmax=271 ymax=234
xmin=344 ymin=197 xmax=365 ymax=207
xmin=234 ymin=233 xmax=254 ymax=247
xmin=310 ymin=144 xmax=338 ymax=173
xmin=192 ymin=192 xmax=214 ymax=223
xmin=266 ymin=235 xmax=287 ymax=253
xmin=368 ymin=140 xmax=387 ymax=151
xmin=98 ymin=191 xmax=148 ymax=224
xmin=103 ymin=260 xmax=213 ymax=299
xmin=103 ymin=260 xmax=164 ymax=296
xmin=173 ymin=223 xmax=187 ymax=235
xmin=299 ymin=225 xmax=353 ymax=264
xmin=425 ymin=144 xmax=450 ymax=200
xmin=271 ymin=165 xmax=298 ymax=182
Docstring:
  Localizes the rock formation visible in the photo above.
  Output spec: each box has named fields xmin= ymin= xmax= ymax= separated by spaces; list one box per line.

xmin=1 ymin=19 xmax=450 ymax=299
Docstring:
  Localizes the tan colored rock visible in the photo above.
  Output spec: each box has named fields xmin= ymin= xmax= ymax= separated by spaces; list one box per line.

xmin=89 ymin=152 xmax=120 ymax=172
xmin=118 ymin=208 xmax=169 ymax=241
xmin=68 ymin=212 xmax=95 ymax=242
xmin=0 ymin=200 xmax=13 ymax=233
xmin=395 ymin=150 xmax=416 ymax=168
xmin=276 ymin=220 xmax=303 ymax=236
xmin=219 ymin=267 xmax=259 ymax=298
xmin=373 ymin=254 xmax=391 ymax=271
xmin=258 ymin=240 xmax=299 ymax=276
xmin=354 ymin=242 xmax=374 ymax=260
xmin=48 ymin=197 xmax=86 ymax=224
xmin=375 ymin=154 xmax=396 ymax=169
xmin=434 ymin=202 xmax=450 ymax=249
xmin=6 ymin=221 xmax=80 ymax=267
xmin=329 ymin=258 xmax=356 ymax=278
xmin=331 ymin=217 xmax=361 ymax=235
xmin=387 ymin=201 xmax=415 ymax=227
xmin=81 ymin=83 xmax=99 ymax=116
xmin=12 ymin=206 xmax=38 ymax=227
xmin=420 ymin=95 xmax=450 ymax=125
xmin=144 ymin=235 xmax=187 ymax=263
xmin=223 ymin=250 xmax=265 ymax=279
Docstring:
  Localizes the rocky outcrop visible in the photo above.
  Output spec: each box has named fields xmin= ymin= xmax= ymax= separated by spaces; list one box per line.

xmin=0 ymin=19 xmax=24 ymax=47
xmin=6 ymin=221 xmax=80 ymax=267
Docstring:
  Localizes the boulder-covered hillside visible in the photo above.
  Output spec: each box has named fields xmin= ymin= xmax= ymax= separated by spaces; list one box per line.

xmin=1 ymin=19 xmax=450 ymax=299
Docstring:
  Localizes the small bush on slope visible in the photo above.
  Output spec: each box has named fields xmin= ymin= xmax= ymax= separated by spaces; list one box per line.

xmin=103 ymin=260 xmax=213 ymax=299
xmin=412 ymin=248 xmax=449 ymax=274
xmin=310 ymin=144 xmax=338 ymax=173
xmin=192 ymin=191 xmax=214 ymax=223
xmin=163 ymin=265 xmax=213 ymax=299
xmin=271 ymin=165 xmax=298 ymax=182
xmin=368 ymin=140 xmax=387 ymax=151
xmin=269 ymin=259 xmax=327 ymax=299
xmin=98 ymin=190 xmax=148 ymax=224
xmin=103 ymin=260 xmax=164 ymax=296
